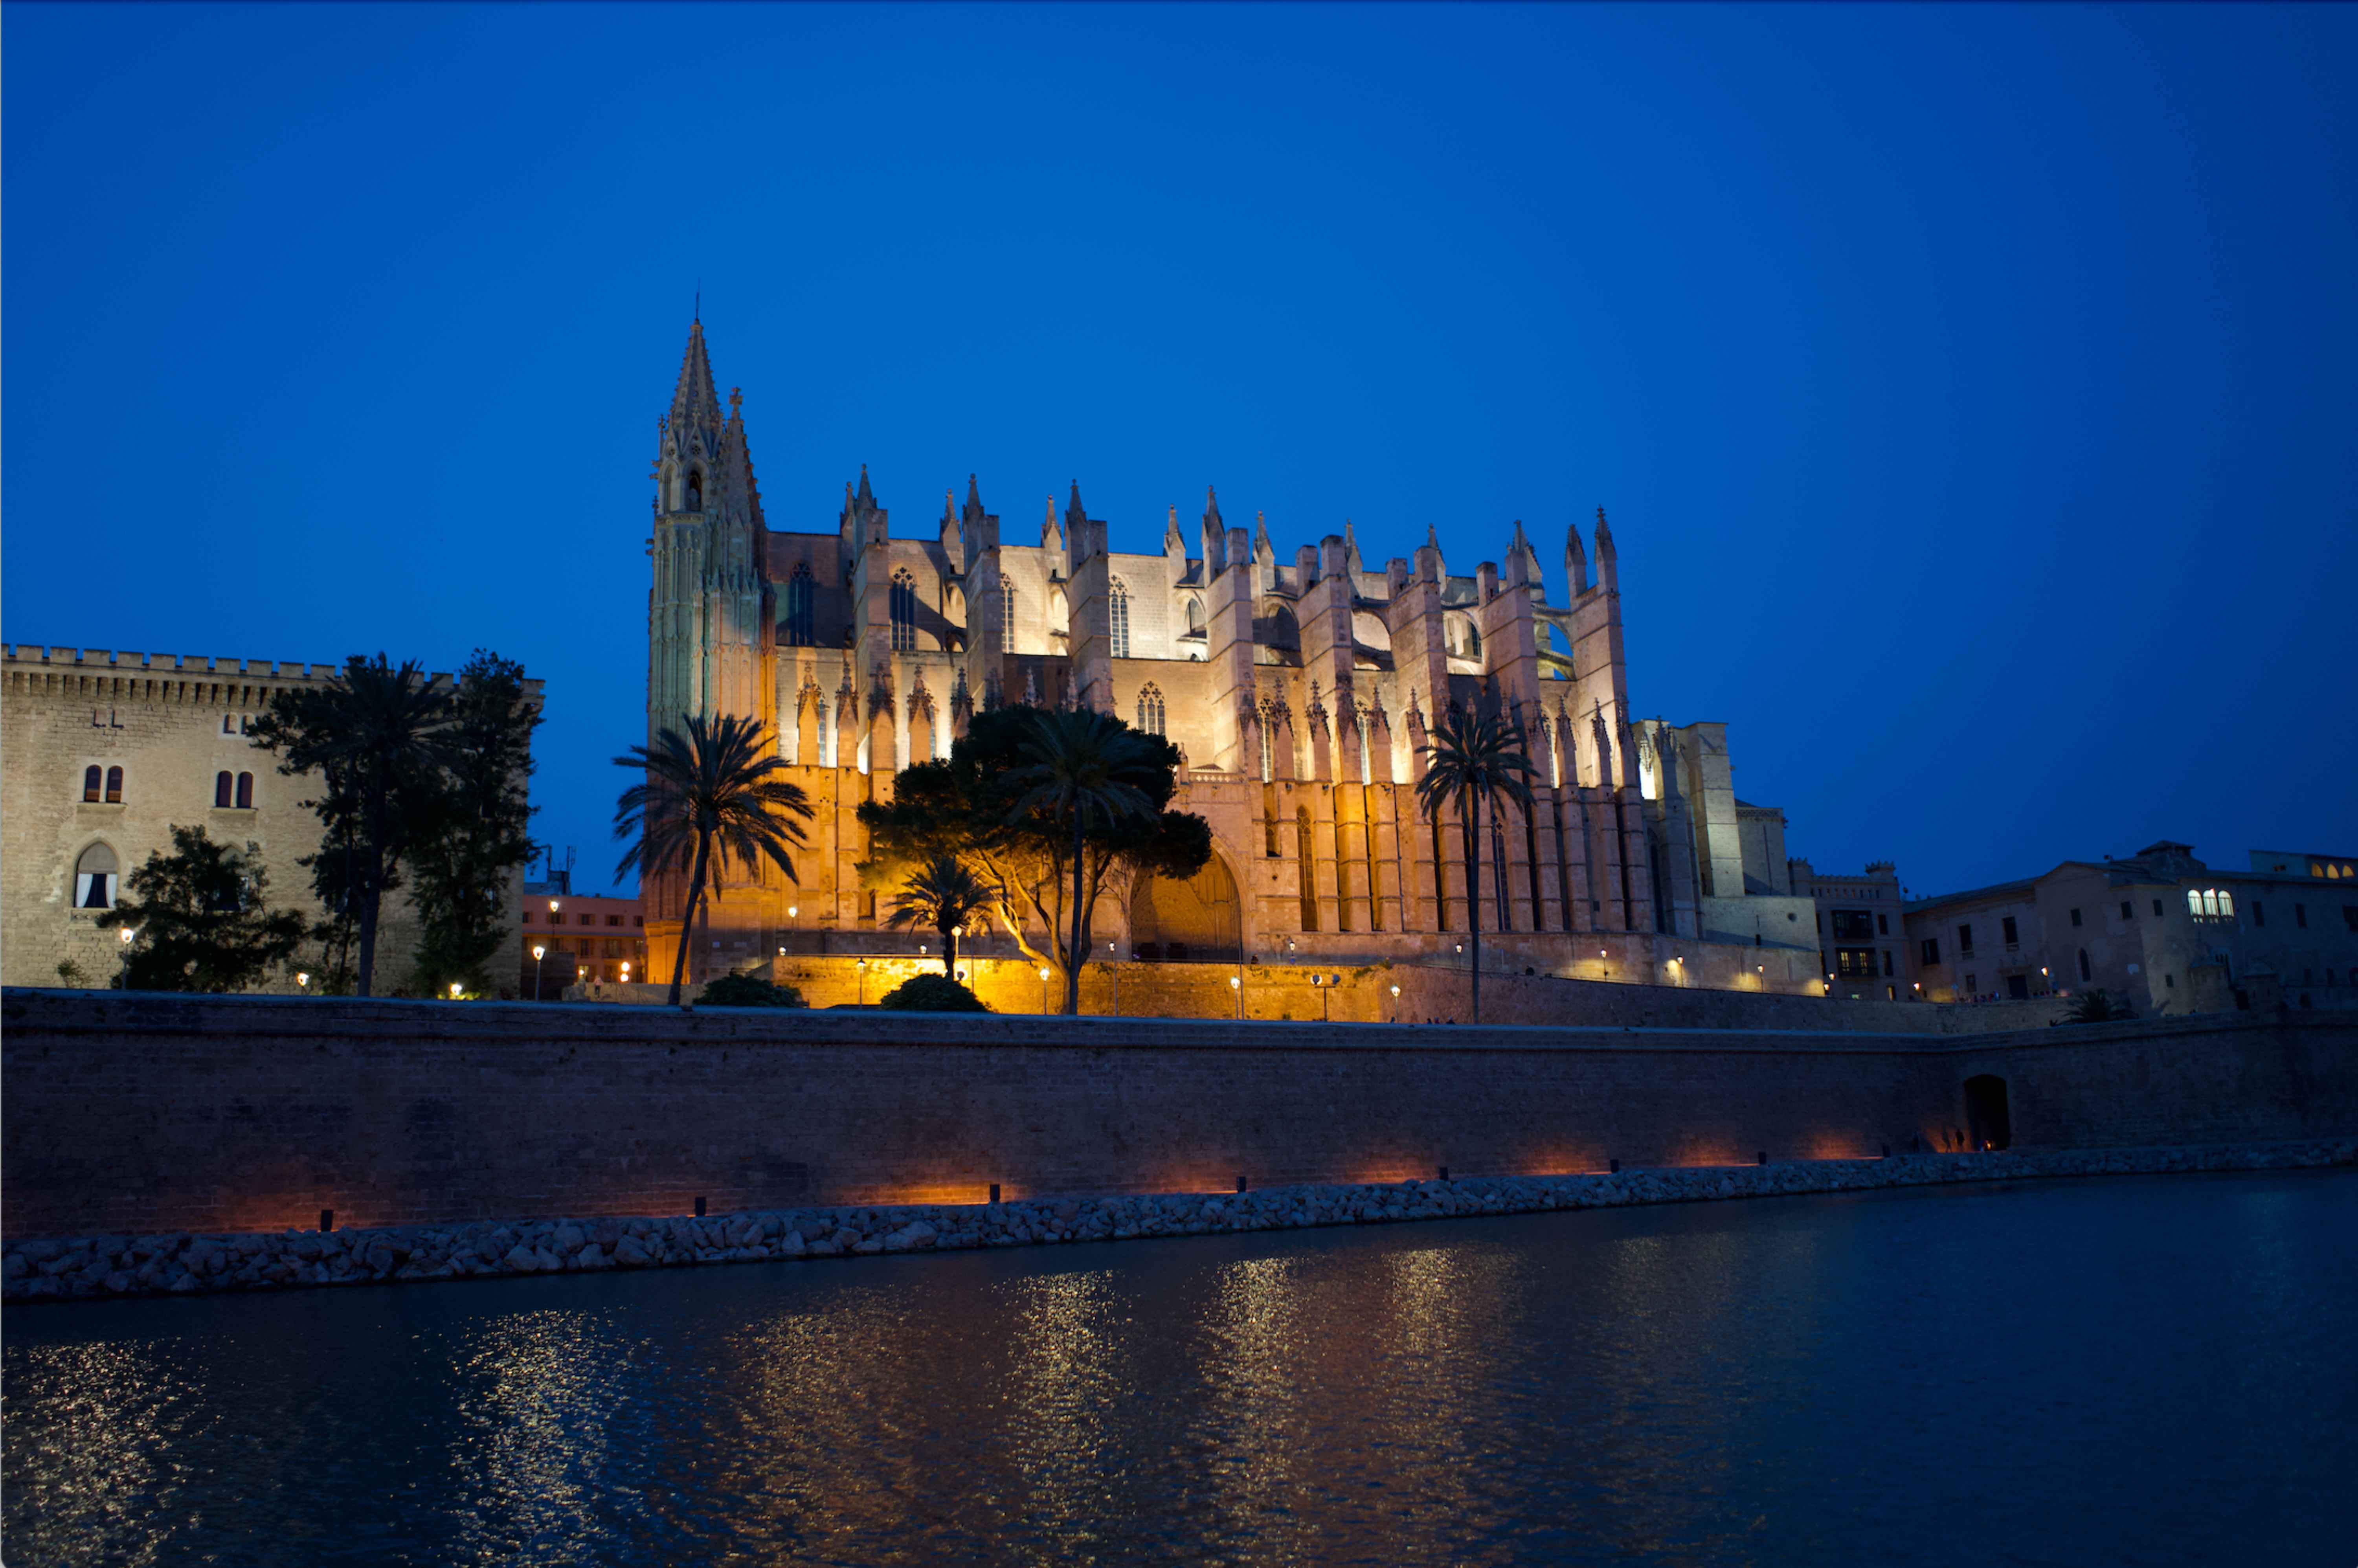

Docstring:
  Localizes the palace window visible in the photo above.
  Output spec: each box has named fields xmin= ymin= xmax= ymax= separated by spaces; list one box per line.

xmin=1830 ymin=909 xmax=1874 ymax=941
xmin=74 ymin=843 xmax=118 ymax=909
xmin=235 ymin=771 xmax=253 ymax=810
xmin=1957 ymin=923 xmax=1974 ymax=957
xmin=2187 ymin=888 xmax=2235 ymax=921
xmin=2069 ymin=908 xmax=2082 ymax=927
xmin=82 ymin=766 xmax=102 ymax=803
xmin=1135 ymin=683 xmax=1165 ymax=736
xmin=2001 ymin=915 xmax=2020 ymax=948
xmin=1919 ymin=936 xmax=1940 ymax=966
xmin=1001 ymin=575 xmax=1017 ymax=652
xmin=2153 ymin=898 xmax=2165 ymax=917
xmin=2253 ymin=900 xmax=2266 ymax=928
xmin=784 ymin=564 xmax=815 ymax=646
xmin=2121 ymin=901 xmax=2133 ymax=920
xmin=1835 ymin=947 xmax=1877 ymax=979
xmin=222 ymin=715 xmax=235 ymax=734
xmin=890 ymin=569 xmax=918 ymax=651
xmin=104 ymin=766 xmax=122 ymax=803
xmin=1109 ymin=580 xmax=1131 ymax=658
xmin=2078 ymin=948 xmax=2092 ymax=982
xmin=2294 ymin=903 xmax=2307 ymax=928
xmin=215 ymin=771 xmax=234 ymax=808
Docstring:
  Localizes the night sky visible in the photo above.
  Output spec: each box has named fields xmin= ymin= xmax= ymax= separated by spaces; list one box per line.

xmin=6 ymin=4 xmax=2352 ymax=898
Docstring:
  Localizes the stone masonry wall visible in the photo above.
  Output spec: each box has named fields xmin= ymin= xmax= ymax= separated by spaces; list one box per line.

xmin=7 ymin=988 xmax=2351 ymax=1240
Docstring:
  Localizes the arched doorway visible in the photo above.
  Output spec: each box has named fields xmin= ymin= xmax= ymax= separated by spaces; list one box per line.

xmin=1963 ymin=1075 xmax=2011 ymax=1151
xmin=1131 ymin=852 xmax=1239 ymax=964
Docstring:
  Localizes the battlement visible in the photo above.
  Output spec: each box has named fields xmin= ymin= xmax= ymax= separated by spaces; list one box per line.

xmin=4 ymin=645 xmax=348 ymax=681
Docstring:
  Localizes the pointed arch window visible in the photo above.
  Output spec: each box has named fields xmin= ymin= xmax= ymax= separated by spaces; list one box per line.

xmin=890 ymin=568 xmax=918 ymax=652
xmin=75 ymin=843 xmax=118 ymax=909
xmin=1000 ymin=575 xmax=1017 ymax=653
xmin=1136 ymin=683 xmax=1165 ymax=736
xmin=685 ymin=468 xmax=703 ymax=512
xmin=105 ymin=766 xmax=123 ymax=804
xmin=1109 ymin=579 xmax=1131 ymax=658
xmin=784 ymin=563 xmax=815 ymax=646
xmin=82 ymin=766 xmax=102 ymax=803
xmin=1186 ymin=597 xmax=1206 ymax=635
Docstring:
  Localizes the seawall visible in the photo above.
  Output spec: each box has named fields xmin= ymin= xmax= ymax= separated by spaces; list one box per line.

xmin=6 ymin=988 xmax=2353 ymax=1240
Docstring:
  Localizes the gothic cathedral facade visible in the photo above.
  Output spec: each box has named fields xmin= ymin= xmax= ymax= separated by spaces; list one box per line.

xmin=643 ymin=322 xmax=1827 ymax=992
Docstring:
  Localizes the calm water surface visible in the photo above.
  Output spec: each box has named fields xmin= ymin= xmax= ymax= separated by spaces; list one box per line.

xmin=4 ymin=1171 xmax=2354 ymax=1566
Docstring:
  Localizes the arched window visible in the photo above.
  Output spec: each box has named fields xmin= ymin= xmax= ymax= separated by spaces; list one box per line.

xmin=2077 ymin=947 xmax=2092 ymax=982
xmin=1000 ymin=575 xmax=1017 ymax=652
xmin=890 ymin=568 xmax=918 ymax=651
xmin=74 ymin=843 xmax=118 ymax=909
xmin=1136 ymin=683 xmax=1165 ymax=736
xmin=82 ymin=766 xmax=102 ymax=802
xmin=105 ymin=766 xmax=123 ymax=804
xmin=1109 ymin=579 xmax=1131 ymax=658
xmin=235 ymin=771 xmax=253 ymax=810
xmin=221 ymin=715 xmax=235 ymax=734
xmin=1186 ymin=598 xmax=1205 ymax=635
xmin=685 ymin=468 xmax=703 ymax=511
xmin=784 ymin=563 xmax=815 ymax=646
xmin=215 ymin=771 xmax=234 ymax=808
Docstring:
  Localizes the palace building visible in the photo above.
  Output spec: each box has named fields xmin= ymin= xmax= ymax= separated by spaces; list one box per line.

xmin=643 ymin=319 xmax=1831 ymax=993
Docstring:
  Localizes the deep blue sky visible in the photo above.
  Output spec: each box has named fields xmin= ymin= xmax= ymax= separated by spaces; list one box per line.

xmin=6 ymin=4 xmax=2353 ymax=897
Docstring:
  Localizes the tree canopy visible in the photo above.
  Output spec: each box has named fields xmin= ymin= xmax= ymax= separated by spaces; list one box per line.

xmin=858 ymin=705 xmax=1210 ymax=1003
xmin=96 ymin=826 xmax=307 ymax=992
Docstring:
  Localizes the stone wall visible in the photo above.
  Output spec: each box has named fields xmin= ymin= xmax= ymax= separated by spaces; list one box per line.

xmin=575 ymin=954 xmax=2067 ymax=1034
xmin=7 ymin=988 xmax=2351 ymax=1241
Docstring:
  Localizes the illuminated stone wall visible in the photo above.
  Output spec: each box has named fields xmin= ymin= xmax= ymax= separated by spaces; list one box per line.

xmin=6 ymin=990 xmax=2350 ymax=1239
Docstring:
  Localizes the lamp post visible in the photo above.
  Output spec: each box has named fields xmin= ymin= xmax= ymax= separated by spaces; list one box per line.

xmin=1390 ymin=982 xmax=1401 ymax=1022
xmin=532 ymin=944 xmax=545 ymax=999
xmin=1671 ymin=955 xmax=1684 ymax=988
xmin=449 ymin=981 xmax=464 ymax=1000
xmin=620 ymin=961 xmax=631 ymax=985
xmin=857 ymin=957 xmax=869 ymax=1006
xmin=297 ymin=971 xmax=310 ymax=992
xmin=1229 ymin=972 xmax=1242 ymax=1019
xmin=1109 ymin=941 xmax=1120 ymax=1017
xmin=1038 ymin=966 xmax=1052 ymax=1013
xmin=116 ymin=924 xmax=135 ymax=987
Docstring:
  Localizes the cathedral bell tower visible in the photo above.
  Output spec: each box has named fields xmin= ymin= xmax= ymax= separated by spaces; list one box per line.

xmin=647 ymin=318 xmax=775 ymax=745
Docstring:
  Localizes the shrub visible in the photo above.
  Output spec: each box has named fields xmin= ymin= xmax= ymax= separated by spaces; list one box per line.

xmin=877 ymin=973 xmax=989 ymax=1013
xmin=2066 ymin=989 xmax=2133 ymax=1025
xmin=697 ymin=971 xmax=807 ymax=1008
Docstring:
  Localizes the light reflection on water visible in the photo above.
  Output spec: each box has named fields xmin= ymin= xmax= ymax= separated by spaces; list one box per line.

xmin=5 ymin=1171 xmax=2355 ymax=1567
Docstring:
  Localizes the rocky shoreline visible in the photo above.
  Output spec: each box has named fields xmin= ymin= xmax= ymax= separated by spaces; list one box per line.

xmin=8 ymin=1138 xmax=2353 ymax=1306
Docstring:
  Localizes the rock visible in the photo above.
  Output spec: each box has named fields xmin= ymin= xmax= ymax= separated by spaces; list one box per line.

xmin=532 ymin=1246 xmax=564 ymax=1272
xmin=503 ymin=1243 xmax=540 ymax=1273
xmin=883 ymin=1222 xmax=937 ymax=1252
xmin=552 ymin=1225 xmax=585 ymax=1255
xmin=613 ymin=1236 xmax=652 ymax=1267
xmin=775 ymin=1231 xmax=807 ymax=1258
xmin=575 ymin=1243 xmax=609 ymax=1270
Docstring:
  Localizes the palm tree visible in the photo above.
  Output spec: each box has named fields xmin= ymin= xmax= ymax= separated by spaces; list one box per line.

xmin=613 ymin=714 xmax=815 ymax=1006
xmin=250 ymin=654 xmax=453 ymax=997
xmin=1006 ymin=709 xmax=1158 ymax=1014
xmin=1415 ymin=701 xmax=1537 ymax=1025
xmin=884 ymin=855 xmax=994 ymax=975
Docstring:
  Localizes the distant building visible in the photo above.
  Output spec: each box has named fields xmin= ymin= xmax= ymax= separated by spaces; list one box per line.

xmin=1903 ymin=841 xmax=2358 ymax=1014
xmin=518 ymin=883 xmax=645 ymax=997
xmin=1789 ymin=860 xmax=1908 ymax=1001
xmin=0 ymin=645 xmax=543 ymax=995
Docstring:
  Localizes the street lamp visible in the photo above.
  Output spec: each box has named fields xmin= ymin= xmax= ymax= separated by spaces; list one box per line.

xmin=1390 ymin=982 xmax=1401 ymax=1022
xmin=857 ymin=957 xmax=870 ymax=1006
xmin=297 ymin=971 xmax=310 ymax=991
xmin=531 ymin=944 xmax=545 ymax=999
xmin=1038 ymin=966 xmax=1052 ymax=1013
xmin=620 ymin=961 xmax=631 ymax=983
xmin=449 ymin=981 xmax=464 ymax=999
xmin=1109 ymin=941 xmax=1120 ymax=1017
xmin=1229 ymin=972 xmax=1242 ymax=1019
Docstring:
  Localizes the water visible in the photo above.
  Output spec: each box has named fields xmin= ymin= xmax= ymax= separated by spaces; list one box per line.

xmin=5 ymin=1171 xmax=2354 ymax=1567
